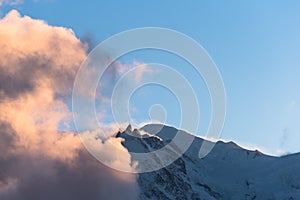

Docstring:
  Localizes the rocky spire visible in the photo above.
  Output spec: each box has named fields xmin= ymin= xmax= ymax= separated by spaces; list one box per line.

xmin=125 ymin=124 xmax=133 ymax=133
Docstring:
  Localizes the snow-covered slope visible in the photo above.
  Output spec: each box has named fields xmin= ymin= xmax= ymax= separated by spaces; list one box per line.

xmin=116 ymin=124 xmax=300 ymax=200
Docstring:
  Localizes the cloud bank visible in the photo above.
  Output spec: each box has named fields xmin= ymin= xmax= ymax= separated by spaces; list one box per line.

xmin=0 ymin=10 xmax=139 ymax=200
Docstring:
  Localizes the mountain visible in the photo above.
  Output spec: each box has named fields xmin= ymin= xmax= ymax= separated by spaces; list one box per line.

xmin=116 ymin=124 xmax=300 ymax=200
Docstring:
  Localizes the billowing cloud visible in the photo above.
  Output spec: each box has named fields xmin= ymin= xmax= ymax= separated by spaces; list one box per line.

xmin=0 ymin=10 xmax=139 ymax=200
xmin=0 ymin=9 xmax=86 ymax=99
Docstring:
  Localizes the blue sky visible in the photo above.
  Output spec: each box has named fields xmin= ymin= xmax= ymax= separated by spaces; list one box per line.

xmin=1 ymin=1 xmax=300 ymax=155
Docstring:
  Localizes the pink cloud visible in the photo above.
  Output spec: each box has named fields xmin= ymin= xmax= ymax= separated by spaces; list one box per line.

xmin=0 ymin=10 xmax=139 ymax=199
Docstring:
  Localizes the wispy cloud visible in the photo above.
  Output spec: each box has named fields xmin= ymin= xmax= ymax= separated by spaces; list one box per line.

xmin=0 ymin=0 xmax=22 ymax=6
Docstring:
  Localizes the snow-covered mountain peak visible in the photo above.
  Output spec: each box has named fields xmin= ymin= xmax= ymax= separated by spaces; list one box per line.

xmin=116 ymin=124 xmax=300 ymax=199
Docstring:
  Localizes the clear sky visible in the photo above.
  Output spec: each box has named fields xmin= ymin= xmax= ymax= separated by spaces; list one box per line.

xmin=1 ymin=1 xmax=300 ymax=155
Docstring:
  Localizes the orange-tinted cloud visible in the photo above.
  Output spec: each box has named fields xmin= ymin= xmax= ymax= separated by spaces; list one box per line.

xmin=0 ymin=9 xmax=87 ymax=160
xmin=0 ymin=10 xmax=139 ymax=200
